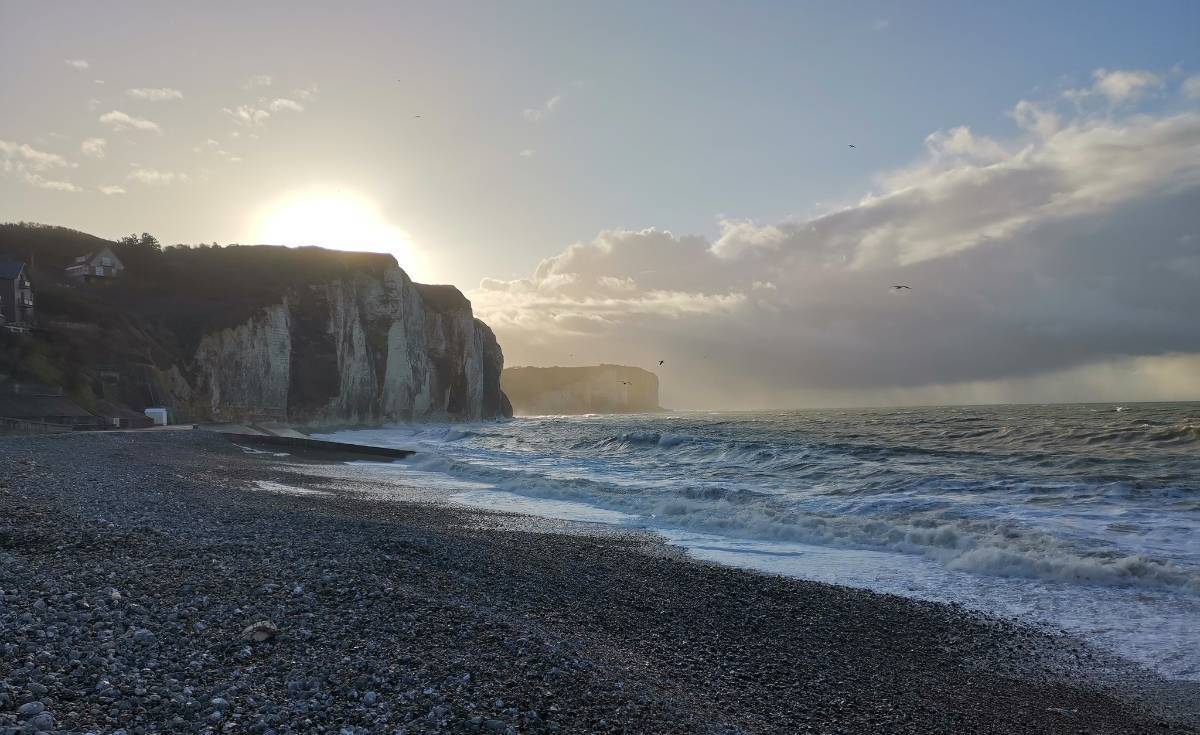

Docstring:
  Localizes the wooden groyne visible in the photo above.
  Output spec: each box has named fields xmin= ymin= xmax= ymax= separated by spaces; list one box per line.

xmin=0 ymin=416 xmax=73 ymax=435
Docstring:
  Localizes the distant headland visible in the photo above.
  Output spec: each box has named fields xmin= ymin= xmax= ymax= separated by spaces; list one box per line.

xmin=501 ymin=364 xmax=662 ymax=416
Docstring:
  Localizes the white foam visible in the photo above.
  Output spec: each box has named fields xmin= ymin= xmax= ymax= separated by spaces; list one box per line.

xmin=350 ymin=450 xmax=1200 ymax=594
xmin=450 ymin=489 xmax=639 ymax=525
xmin=660 ymin=529 xmax=1200 ymax=681
xmin=252 ymin=480 xmax=331 ymax=497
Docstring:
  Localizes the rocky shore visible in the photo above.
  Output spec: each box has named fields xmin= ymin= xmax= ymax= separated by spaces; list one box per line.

xmin=1 ymin=431 xmax=1195 ymax=734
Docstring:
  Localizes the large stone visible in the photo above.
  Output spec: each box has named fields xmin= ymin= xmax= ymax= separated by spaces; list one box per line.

xmin=241 ymin=620 xmax=280 ymax=642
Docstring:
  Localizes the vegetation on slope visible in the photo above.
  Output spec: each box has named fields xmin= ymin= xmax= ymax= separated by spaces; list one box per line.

xmin=0 ymin=222 xmax=404 ymax=415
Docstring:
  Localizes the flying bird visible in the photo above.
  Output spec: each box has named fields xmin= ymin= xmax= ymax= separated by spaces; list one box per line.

xmin=848 ymin=144 xmax=857 ymax=148
xmin=658 ymin=360 xmax=665 ymax=366
xmin=891 ymin=285 xmax=911 ymax=290
xmin=618 ymin=380 xmax=631 ymax=385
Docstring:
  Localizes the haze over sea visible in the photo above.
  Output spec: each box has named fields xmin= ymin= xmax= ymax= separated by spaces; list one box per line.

xmin=322 ymin=402 xmax=1200 ymax=681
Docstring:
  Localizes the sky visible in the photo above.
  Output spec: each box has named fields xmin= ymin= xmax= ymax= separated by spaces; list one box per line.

xmin=2 ymin=1 xmax=1199 ymax=408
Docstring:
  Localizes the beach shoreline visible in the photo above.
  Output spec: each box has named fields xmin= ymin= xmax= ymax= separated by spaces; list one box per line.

xmin=1 ymin=431 xmax=1195 ymax=734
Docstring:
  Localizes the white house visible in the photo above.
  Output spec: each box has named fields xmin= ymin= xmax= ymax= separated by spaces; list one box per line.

xmin=65 ymin=246 xmax=125 ymax=281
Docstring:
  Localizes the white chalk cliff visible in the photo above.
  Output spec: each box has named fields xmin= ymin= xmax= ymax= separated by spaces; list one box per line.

xmin=181 ymin=258 xmax=509 ymax=425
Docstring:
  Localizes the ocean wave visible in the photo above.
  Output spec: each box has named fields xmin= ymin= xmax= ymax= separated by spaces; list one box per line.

xmin=328 ymin=404 xmax=1200 ymax=597
xmin=391 ymin=449 xmax=1200 ymax=594
xmin=592 ymin=430 xmax=699 ymax=450
xmin=1148 ymin=423 xmax=1200 ymax=445
xmin=636 ymin=497 xmax=1200 ymax=593
xmin=326 ymin=407 xmax=1200 ymax=681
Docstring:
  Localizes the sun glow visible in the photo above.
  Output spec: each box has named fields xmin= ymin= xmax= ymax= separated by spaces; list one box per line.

xmin=250 ymin=190 xmax=431 ymax=280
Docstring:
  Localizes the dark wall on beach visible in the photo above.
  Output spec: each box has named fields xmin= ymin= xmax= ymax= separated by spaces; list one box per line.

xmin=502 ymin=364 xmax=660 ymax=415
xmin=0 ymin=222 xmax=512 ymax=425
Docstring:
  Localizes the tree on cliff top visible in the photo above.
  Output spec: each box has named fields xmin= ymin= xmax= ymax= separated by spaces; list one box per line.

xmin=118 ymin=232 xmax=161 ymax=253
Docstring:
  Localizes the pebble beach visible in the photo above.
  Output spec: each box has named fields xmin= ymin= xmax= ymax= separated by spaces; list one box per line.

xmin=1 ymin=430 xmax=1196 ymax=734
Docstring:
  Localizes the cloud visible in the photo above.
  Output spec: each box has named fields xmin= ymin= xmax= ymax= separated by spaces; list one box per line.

xmin=267 ymin=97 xmax=303 ymax=112
xmin=99 ymin=110 xmax=162 ymax=134
xmin=98 ymin=185 xmax=126 ymax=195
xmin=126 ymin=87 xmax=183 ymax=101
xmin=519 ymin=148 xmax=536 ymax=158
xmin=193 ymin=138 xmax=242 ymax=163
xmin=0 ymin=140 xmax=69 ymax=171
xmin=64 ymin=58 xmax=89 ymax=70
xmin=80 ymin=137 xmax=107 ymax=158
xmin=1183 ymin=75 xmax=1200 ymax=100
xmin=1066 ymin=68 xmax=1163 ymax=104
xmin=25 ymin=176 xmax=82 ymax=192
xmin=523 ymin=94 xmax=562 ymax=122
xmin=1010 ymin=100 xmax=1060 ymax=138
xmin=241 ymin=74 xmax=273 ymax=89
xmin=224 ymin=105 xmax=271 ymax=128
xmin=224 ymin=94 xmax=307 ymax=129
xmin=1092 ymin=68 xmax=1162 ymax=102
xmin=474 ymin=76 xmax=1200 ymax=408
xmin=127 ymin=167 xmax=189 ymax=186
xmin=2 ymin=142 xmax=81 ymax=192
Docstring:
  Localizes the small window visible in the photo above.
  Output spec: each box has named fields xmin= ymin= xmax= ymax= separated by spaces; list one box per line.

xmin=101 ymin=257 xmax=112 ymax=266
xmin=95 ymin=266 xmax=104 ymax=276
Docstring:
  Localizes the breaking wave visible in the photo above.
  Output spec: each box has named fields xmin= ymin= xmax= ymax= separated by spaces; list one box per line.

xmin=397 ymin=447 xmax=1199 ymax=594
xmin=322 ymin=403 xmax=1200 ymax=678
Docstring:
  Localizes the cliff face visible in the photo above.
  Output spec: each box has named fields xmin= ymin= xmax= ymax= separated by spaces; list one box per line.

xmin=182 ymin=264 xmax=510 ymax=426
xmin=501 ymin=365 xmax=660 ymax=416
xmin=0 ymin=224 xmax=510 ymax=426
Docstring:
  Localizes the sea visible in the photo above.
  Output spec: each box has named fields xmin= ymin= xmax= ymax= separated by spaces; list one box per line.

xmin=318 ymin=403 xmax=1200 ymax=681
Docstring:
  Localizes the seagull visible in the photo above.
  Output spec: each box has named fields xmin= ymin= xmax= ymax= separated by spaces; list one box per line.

xmin=891 ymin=285 xmax=911 ymax=290
xmin=848 ymin=144 xmax=857 ymax=148
xmin=658 ymin=360 xmax=665 ymax=366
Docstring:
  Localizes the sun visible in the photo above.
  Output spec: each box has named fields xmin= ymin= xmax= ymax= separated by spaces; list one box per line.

xmin=250 ymin=189 xmax=431 ymax=280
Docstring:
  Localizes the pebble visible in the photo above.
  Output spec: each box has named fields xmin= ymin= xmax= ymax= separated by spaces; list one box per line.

xmin=29 ymin=713 xmax=54 ymax=730
xmin=132 ymin=628 xmax=156 ymax=644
